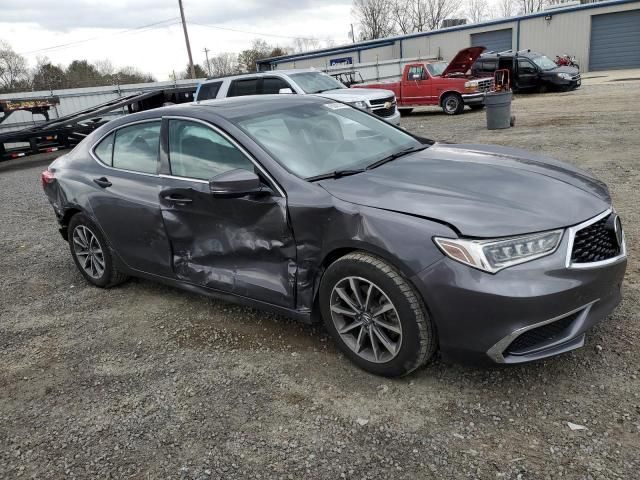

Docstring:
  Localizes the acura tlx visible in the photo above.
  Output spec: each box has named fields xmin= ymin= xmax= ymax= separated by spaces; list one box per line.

xmin=42 ymin=95 xmax=626 ymax=377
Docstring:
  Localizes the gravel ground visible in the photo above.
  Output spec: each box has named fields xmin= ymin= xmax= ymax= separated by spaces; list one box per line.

xmin=1 ymin=80 xmax=639 ymax=479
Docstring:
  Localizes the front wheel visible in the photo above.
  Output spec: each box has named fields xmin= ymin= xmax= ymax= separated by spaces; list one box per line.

xmin=319 ymin=252 xmax=437 ymax=377
xmin=441 ymin=93 xmax=464 ymax=115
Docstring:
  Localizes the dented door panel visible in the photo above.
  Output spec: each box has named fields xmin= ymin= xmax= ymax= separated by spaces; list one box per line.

xmin=159 ymin=179 xmax=297 ymax=308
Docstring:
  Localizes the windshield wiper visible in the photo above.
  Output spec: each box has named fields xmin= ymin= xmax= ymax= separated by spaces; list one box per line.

xmin=306 ymin=168 xmax=366 ymax=182
xmin=366 ymin=144 xmax=429 ymax=170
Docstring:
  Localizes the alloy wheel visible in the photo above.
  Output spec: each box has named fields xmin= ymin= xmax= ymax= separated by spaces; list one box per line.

xmin=329 ymin=276 xmax=402 ymax=363
xmin=72 ymin=225 xmax=105 ymax=279
xmin=444 ymin=96 xmax=459 ymax=114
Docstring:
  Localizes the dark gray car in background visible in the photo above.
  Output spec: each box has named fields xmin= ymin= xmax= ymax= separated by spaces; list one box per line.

xmin=41 ymin=95 xmax=626 ymax=377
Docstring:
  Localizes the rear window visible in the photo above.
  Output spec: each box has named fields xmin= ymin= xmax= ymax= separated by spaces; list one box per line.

xmin=477 ymin=59 xmax=497 ymax=72
xmin=228 ymin=78 xmax=259 ymax=97
xmin=197 ymin=81 xmax=222 ymax=100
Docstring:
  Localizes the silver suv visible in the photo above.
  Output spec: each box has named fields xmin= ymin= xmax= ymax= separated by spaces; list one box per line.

xmin=194 ymin=69 xmax=401 ymax=125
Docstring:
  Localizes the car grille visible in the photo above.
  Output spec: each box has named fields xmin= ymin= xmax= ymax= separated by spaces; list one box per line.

xmin=369 ymin=96 xmax=395 ymax=106
xmin=506 ymin=311 xmax=580 ymax=355
xmin=477 ymin=78 xmax=494 ymax=92
xmin=372 ymin=105 xmax=396 ymax=118
xmin=571 ymin=214 xmax=621 ymax=264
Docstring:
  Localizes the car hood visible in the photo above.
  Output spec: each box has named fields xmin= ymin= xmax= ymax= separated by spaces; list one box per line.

xmin=315 ymin=88 xmax=395 ymax=103
xmin=319 ymin=143 xmax=610 ymax=238
xmin=542 ymin=65 xmax=580 ymax=76
xmin=441 ymin=46 xmax=486 ymax=77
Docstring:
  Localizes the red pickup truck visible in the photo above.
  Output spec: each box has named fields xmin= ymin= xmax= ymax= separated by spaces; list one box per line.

xmin=353 ymin=47 xmax=494 ymax=115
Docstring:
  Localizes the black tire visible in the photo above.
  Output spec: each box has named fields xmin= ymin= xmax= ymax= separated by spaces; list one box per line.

xmin=441 ymin=93 xmax=464 ymax=115
xmin=469 ymin=104 xmax=485 ymax=111
xmin=398 ymin=108 xmax=413 ymax=116
xmin=319 ymin=252 xmax=436 ymax=377
xmin=67 ymin=213 xmax=128 ymax=288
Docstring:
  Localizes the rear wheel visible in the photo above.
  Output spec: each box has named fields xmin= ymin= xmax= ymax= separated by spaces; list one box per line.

xmin=398 ymin=108 xmax=414 ymax=116
xmin=68 ymin=213 xmax=128 ymax=288
xmin=441 ymin=93 xmax=464 ymax=115
xmin=319 ymin=252 xmax=436 ymax=377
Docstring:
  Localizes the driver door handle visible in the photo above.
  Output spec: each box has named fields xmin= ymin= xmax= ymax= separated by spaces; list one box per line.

xmin=162 ymin=193 xmax=193 ymax=204
xmin=93 ymin=177 xmax=112 ymax=188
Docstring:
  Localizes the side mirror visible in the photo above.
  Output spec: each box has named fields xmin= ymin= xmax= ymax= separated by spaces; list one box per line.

xmin=410 ymin=73 xmax=421 ymax=80
xmin=278 ymin=87 xmax=294 ymax=94
xmin=209 ymin=169 xmax=264 ymax=198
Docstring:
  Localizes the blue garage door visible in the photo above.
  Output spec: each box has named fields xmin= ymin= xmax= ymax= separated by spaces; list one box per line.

xmin=471 ymin=29 xmax=513 ymax=53
xmin=589 ymin=9 xmax=640 ymax=71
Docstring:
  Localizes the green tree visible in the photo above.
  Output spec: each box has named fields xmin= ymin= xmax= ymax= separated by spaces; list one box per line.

xmin=32 ymin=60 xmax=65 ymax=90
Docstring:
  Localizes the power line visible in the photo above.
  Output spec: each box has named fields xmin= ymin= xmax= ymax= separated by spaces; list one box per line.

xmin=189 ymin=21 xmax=333 ymax=43
xmin=21 ymin=18 xmax=181 ymax=55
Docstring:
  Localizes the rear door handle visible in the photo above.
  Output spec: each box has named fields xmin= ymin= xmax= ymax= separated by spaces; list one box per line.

xmin=93 ymin=177 xmax=112 ymax=188
xmin=162 ymin=194 xmax=193 ymax=204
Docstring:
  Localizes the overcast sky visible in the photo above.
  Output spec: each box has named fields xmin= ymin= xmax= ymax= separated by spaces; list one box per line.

xmin=0 ymin=0 xmax=355 ymax=80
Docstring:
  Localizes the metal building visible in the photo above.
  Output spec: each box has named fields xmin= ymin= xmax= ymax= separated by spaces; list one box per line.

xmin=257 ymin=0 xmax=640 ymax=73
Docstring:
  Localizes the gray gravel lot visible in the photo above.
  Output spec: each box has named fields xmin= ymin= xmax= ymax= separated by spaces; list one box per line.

xmin=1 ymin=81 xmax=639 ymax=479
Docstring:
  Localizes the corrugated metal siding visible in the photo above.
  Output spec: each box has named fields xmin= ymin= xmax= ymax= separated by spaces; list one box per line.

xmin=471 ymin=29 xmax=513 ymax=52
xmin=0 ymin=79 xmax=200 ymax=133
xmin=589 ymin=9 xmax=640 ymax=70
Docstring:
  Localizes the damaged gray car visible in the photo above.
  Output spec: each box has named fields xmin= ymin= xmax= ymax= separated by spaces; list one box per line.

xmin=42 ymin=95 xmax=627 ymax=377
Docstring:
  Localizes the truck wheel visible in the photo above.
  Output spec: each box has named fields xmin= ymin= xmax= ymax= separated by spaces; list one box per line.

xmin=398 ymin=108 xmax=413 ymax=116
xmin=441 ymin=93 xmax=464 ymax=115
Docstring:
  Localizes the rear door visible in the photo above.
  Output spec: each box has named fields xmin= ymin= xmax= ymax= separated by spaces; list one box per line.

xmin=158 ymin=117 xmax=296 ymax=307
xmin=87 ymin=120 xmax=174 ymax=276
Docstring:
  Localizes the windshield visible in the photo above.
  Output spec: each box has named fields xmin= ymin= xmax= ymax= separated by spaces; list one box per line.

xmin=234 ymin=102 xmax=421 ymax=179
xmin=426 ymin=62 xmax=447 ymax=76
xmin=532 ymin=55 xmax=558 ymax=71
xmin=289 ymin=72 xmax=346 ymax=93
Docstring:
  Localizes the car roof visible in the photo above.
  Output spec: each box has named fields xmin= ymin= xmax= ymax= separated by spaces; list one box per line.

xmin=479 ymin=50 xmax=542 ymax=59
xmin=201 ymin=68 xmax=319 ymax=83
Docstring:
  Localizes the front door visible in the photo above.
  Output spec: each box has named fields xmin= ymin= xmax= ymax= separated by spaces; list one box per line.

xmin=516 ymin=59 xmax=539 ymax=90
xmin=158 ymin=118 xmax=296 ymax=308
xmin=402 ymin=65 xmax=431 ymax=105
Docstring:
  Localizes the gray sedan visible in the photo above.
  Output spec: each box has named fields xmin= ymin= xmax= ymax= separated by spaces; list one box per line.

xmin=41 ymin=95 xmax=626 ymax=377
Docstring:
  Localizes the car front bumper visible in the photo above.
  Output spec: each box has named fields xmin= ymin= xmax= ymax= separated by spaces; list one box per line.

xmin=461 ymin=92 xmax=486 ymax=106
xmin=411 ymin=233 xmax=626 ymax=365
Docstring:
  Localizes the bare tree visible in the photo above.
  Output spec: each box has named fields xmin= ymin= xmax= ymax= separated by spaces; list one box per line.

xmin=494 ymin=0 xmax=518 ymax=18
xmin=391 ymin=0 xmax=414 ymax=34
xmin=0 ymin=40 xmax=29 ymax=92
xmin=424 ymin=0 xmax=461 ymax=30
xmin=94 ymin=59 xmax=115 ymax=78
xmin=466 ymin=0 xmax=489 ymax=23
xmin=521 ymin=0 xmax=544 ymax=14
xmin=206 ymin=52 xmax=239 ymax=77
xmin=291 ymin=37 xmax=322 ymax=53
xmin=352 ymin=0 xmax=396 ymax=40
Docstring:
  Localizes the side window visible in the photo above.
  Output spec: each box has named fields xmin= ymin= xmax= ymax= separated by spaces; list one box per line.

xmin=228 ymin=78 xmax=259 ymax=97
xmin=112 ymin=122 xmax=161 ymax=174
xmin=518 ymin=59 xmax=536 ymax=74
xmin=407 ymin=66 xmax=426 ymax=80
xmin=94 ymin=132 xmax=115 ymax=166
xmin=197 ymin=81 xmax=222 ymax=100
xmin=263 ymin=77 xmax=292 ymax=94
xmin=480 ymin=59 xmax=497 ymax=72
xmin=168 ymin=120 xmax=255 ymax=180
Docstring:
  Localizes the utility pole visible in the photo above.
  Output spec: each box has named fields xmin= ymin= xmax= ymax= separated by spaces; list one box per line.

xmin=350 ymin=24 xmax=356 ymax=43
xmin=178 ymin=0 xmax=196 ymax=79
xmin=203 ymin=47 xmax=211 ymax=76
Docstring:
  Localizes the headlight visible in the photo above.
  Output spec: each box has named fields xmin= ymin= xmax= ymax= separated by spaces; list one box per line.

xmin=464 ymin=81 xmax=478 ymax=93
xmin=434 ymin=230 xmax=563 ymax=273
xmin=557 ymin=73 xmax=572 ymax=80
xmin=350 ymin=101 xmax=369 ymax=110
